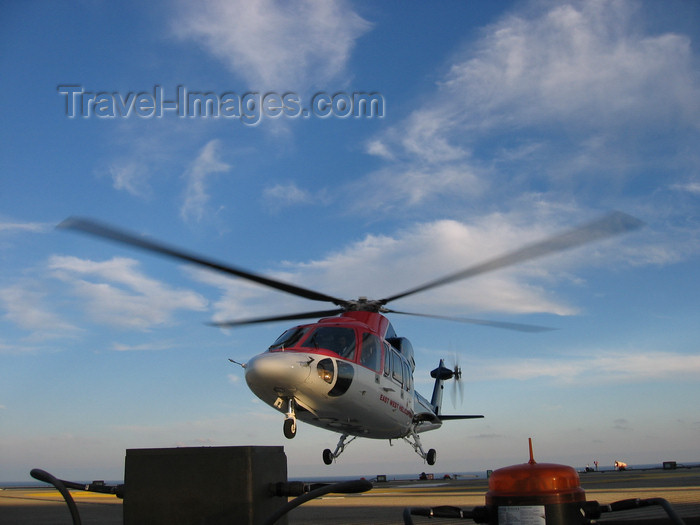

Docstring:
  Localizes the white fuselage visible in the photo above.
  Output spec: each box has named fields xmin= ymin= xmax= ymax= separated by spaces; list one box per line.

xmin=245 ymin=350 xmax=423 ymax=439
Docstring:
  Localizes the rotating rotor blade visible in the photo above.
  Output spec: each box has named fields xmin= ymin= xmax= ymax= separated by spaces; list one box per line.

xmin=380 ymin=211 xmax=644 ymax=305
xmin=383 ymin=309 xmax=554 ymax=332
xmin=454 ymin=374 xmax=464 ymax=407
xmin=448 ymin=355 xmax=463 ymax=409
xmin=58 ymin=217 xmax=347 ymax=306
xmin=209 ymin=308 xmax=345 ymax=328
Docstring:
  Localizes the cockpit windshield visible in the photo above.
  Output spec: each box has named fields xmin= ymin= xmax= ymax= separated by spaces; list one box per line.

xmin=268 ymin=326 xmax=310 ymax=350
xmin=300 ymin=326 xmax=356 ymax=360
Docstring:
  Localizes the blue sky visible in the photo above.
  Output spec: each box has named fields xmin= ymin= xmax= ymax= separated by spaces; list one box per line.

xmin=1 ymin=0 xmax=700 ymax=482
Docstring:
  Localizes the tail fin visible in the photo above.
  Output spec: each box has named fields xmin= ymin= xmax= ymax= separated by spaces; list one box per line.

xmin=429 ymin=359 xmax=458 ymax=416
xmin=430 ymin=359 xmax=484 ymax=422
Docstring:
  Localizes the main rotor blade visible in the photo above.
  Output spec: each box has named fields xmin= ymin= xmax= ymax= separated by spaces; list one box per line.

xmin=209 ymin=308 xmax=345 ymax=327
xmin=383 ymin=309 xmax=554 ymax=332
xmin=380 ymin=211 xmax=644 ymax=305
xmin=58 ymin=217 xmax=347 ymax=306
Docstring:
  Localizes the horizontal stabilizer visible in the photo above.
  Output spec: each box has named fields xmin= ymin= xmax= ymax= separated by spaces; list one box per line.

xmin=438 ymin=415 xmax=484 ymax=421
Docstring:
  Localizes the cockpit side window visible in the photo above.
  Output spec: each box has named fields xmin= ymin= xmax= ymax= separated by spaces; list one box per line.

xmin=300 ymin=326 xmax=356 ymax=360
xmin=385 ymin=322 xmax=397 ymax=340
xmin=268 ymin=326 xmax=309 ymax=350
xmin=360 ymin=332 xmax=382 ymax=372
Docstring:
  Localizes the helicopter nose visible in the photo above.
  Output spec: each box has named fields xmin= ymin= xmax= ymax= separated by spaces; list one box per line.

xmin=245 ymin=352 xmax=311 ymax=390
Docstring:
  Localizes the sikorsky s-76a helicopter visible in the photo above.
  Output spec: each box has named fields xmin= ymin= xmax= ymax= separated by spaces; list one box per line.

xmin=59 ymin=212 xmax=642 ymax=465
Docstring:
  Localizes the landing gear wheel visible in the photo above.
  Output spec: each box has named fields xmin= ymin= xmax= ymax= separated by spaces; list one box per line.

xmin=283 ymin=418 xmax=297 ymax=439
xmin=427 ymin=448 xmax=436 ymax=466
xmin=323 ymin=448 xmax=333 ymax=465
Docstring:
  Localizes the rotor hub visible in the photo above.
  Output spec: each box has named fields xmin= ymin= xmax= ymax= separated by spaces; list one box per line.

xmin=344 ymin=297 xmax=385 ymax=312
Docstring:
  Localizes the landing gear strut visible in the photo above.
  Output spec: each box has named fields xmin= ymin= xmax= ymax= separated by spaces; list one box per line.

xmin=283 ymin=398 xmax=297 ymax=439
xmin=322 ymin=433 xmax=357 ymax=465
xmin=404 ymin=428 xmax=437 ymax=465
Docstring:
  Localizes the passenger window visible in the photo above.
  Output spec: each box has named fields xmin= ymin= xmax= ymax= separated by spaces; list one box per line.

xmin=392 ymin=351 xmax=403 ymax=385
xmin=360 ymin=333 xmax=382 ymax=372
xmin=403 ymin=361 xmax=411 ymax=391
xmin=383 ymin=342 xmax=391 ymax=376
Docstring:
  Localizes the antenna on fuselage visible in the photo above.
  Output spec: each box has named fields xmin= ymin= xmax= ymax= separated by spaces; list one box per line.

xmin=228 ymin=358 xmax=246 ymax=369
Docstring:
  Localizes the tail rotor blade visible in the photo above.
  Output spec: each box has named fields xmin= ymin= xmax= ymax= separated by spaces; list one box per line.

xmin=449 ymin=354 xmax=464 ymax=408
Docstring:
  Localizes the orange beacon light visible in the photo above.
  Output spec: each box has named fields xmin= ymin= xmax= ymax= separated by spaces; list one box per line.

xmin=485 ymin=439 xmax=587 ymax=524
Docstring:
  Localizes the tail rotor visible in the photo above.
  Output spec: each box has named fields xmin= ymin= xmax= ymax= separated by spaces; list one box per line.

xmin=449 ymin=355 xmax=464 ymax=408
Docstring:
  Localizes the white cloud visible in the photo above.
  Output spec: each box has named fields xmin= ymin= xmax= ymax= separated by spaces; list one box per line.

xmin=263 ymin=182 xmax=312 ymax=206
xmin=0 ymin=221 xmax=51 ymax=234
xmin=262 ymin=182 xmax=330 ymax=210
xmin=363 ymin=0 xmax=700 ymax=211
xmin=671 ymin=181 xmax=700 ymax=195
xmin=365 ymin=140 xmax=394 ymax=161
xmin=465 ymin=350 xmax=700 ymax=385
xmin=108 ymin=162 xmax=151 ymax=198
xmin=346 ymin=164 xmax=485 ymax=213
xmin=185 ymin=266 xmax=288 ymax=325
xmin=0 ymin=283 xmax=79 ymax=337
xmin=180 ymin=140 xmax=231 ymax=223
xmin=189 ymin=210 xmax=643 ymax=323
xmin=289 ymin=216 xmax=583 ymax=315
xmin=111 ymin=341 xmax=176 ymax=352
xmin=432 ymin=0 xmax=699 ymax=135
xmin=101 ymin=125 xmax=184 ymax=199
xmin=172 ymin=0 xmax=371 ymax=90
xmin=49 ymin=255 xmax=208 ymax=329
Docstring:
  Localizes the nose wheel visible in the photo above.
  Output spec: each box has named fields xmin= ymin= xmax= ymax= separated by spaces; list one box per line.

xmin=283 ymin=417 xmax=297 ymax=439
xmin=282 ymin=398 xmax=297 ymax=439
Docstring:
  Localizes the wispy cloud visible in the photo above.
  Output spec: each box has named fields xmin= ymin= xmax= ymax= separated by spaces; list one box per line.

xmin=185 ymin=265 xmax=288 ymax=325
xmin=263 ymin=182 xmax=312 ymax=206
xmin=189 ymin=210 xmax=646 ymax=322
xmin=362 ymin=0 xmax=700 ymax=213
xmin=111 ymin=341 xmax=177 ymax=352
xmin=49 ymin=255 xmax=208 ymax=329
xmin=100 ymin=124 xmax=185 ymax=199
xmin=180 ymin=140 xmax=231 ymax=223
xmin=0 ymin=283 xmax=79 ymax=338
xmin=671 ymin=181 xmax=700 ymax=195
xmin=345 ymin=164 xmax=486 ymax=214
xmin=107 ymin=162 xmax=151 ymax=198
xmin=172 ymin=0 xmax=371 ymax=90
xmin=464 ymin=350 xmax=700 ymax=385
xmin=0 ymin=221 xmax=52 ymax=234
xmin=262 ymin=182 xmax=330 ymax=210
xmin=436 ymin=2 xmax=699 ymax=132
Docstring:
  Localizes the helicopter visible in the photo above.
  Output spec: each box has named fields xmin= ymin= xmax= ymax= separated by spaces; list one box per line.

xmin=58 ymin=212 xmax=642 ymax=465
